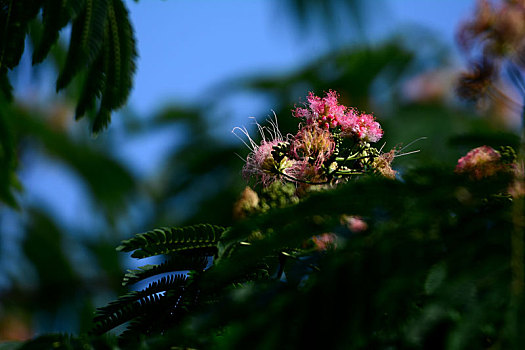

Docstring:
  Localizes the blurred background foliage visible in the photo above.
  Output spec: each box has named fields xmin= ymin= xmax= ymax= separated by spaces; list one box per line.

xmin=0 ymin=0 xmax=524 ymax=347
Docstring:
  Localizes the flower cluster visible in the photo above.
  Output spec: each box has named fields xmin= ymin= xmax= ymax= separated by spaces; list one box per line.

xmin=293 ymin=90 xmax=383 ymax=143
xmin=458 ymin=0 xmax=525 ymax=64
xmin=235 ymin=91 xmax=394 ymax=188
xmin=456 ymin=0 xmax=525 ymax=104
xmin=455 ymin=145 xmax=515 ymax=180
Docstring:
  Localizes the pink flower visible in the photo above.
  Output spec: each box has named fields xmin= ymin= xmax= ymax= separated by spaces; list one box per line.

xmin=291 ymin=125 xmax=335 ymax=169
xmin=307 ymin=92 xmax=326 ymax=115
xmin=341 ymin=215 xmax=368 ymax=233
xmin=285 ymin=160 xmax=327 ymax=184
xmin=293 ymin=90 xmax=383 ymax=143
xmin=293 ymin=90 xmax=346 ymax=129
xmin=311 ymin=233 xmax=338 ymax=251
xmin=242 ymin=139 xmax=282 ymax=186
xmin=455 ymin=145 xmax=505 ymax=180
xmin=234 ymin=115 xmax=295 ymax=186
xmin=293 ymin=107 xmax=310 ymax=119
xmin=339 ymin=112 xmax=383 ymax=143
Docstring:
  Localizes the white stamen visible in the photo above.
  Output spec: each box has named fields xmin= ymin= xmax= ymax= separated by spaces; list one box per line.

xmin=232 ymin=126 xmax=258 ymax=151
xmin=395 ymin=149 xmax=421 ymax=157
xmin=232 ymin=112 xmax=285 ymax=152
xmin=398 ymin=136 xmax=427 ymax=153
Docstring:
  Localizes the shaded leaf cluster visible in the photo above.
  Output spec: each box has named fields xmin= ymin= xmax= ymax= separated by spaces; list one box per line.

xmin=0 ymin=0 xmax=137 ymax=133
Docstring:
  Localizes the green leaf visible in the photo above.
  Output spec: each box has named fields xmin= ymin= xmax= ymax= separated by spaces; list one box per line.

xmin=117 ymin=224 xmax=227 ymax=259
xmin=91 ymin=0 xmax=136 ymax=133
xmin=0 ymin=70 xmax=12 ymax=100
xmin=424 ymin=263 xmax=447 ymax=295
xmin=105 ymin=0 xmax=136 ymax=109
xmin=1 ymin=0 xmax=137 ymax=133
xmin=0 ymin=96 xmax=18 ymax=207
xmin=74 ymin=47 xmax=105 ymax=118
xmin=122 ymin=256 xmax=209 ymax=287
xmin=0 ymin=0 xmax=42 ymax=70
xmin=32 ymin=0 xmax=85 ymax=65
xmin=56 ymin=0 xmax=108 ymax=91
xmin=92 ymin=274 xmax=189 ymax=335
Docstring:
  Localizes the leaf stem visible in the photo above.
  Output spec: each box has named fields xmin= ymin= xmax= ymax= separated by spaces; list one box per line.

xmin=275 ymin=169 xmax=331 ymax=185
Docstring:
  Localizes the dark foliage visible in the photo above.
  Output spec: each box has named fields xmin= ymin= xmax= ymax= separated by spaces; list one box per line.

xmin=0 ymin=0 xmax=137 ymax=133
xmin=79 ymin=165 xmax=524 ymax=349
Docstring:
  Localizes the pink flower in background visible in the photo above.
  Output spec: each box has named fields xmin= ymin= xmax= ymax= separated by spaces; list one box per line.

xmin=312 ymin=233 xmax=338 ymax=251
xmin=455 ymin=145 xmax=505 ymax=180
xmin=341 ymin=215 xmax=368 ymax=233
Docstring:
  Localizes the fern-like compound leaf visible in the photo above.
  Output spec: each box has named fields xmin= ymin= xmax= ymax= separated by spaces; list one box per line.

xmin=0 ymin=0 xmax=41 ymax=71
xmin=56 ymin=0 xmax=108 ymax=91
xmin=74 ymin=48 xmax=105 ymax=119
xmin=92 ymin=290 xmax=164 ymax=335
xmin=32 ymin=0 xmax=84 ymax=65
xmin=92 ymin=274 xmax=189 ymax=334
xmin=105 ymin=0 xmax=136 ymax=109
xmin=0 ymin=0 xmax=137 ymax=133
xmin=95 ymin=274 xmax=188 ymax=320
xmin=122 ymin=256 xmax=209 ymax=287
xmin=91 ymin=0 xmax=136 ymax=133
xmin=117 ymin=224 xmax=228 ymax=259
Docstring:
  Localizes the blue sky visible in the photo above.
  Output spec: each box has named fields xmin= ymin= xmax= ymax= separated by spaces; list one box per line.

xmin=127 ymin=0 xmax=475 ymax=116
